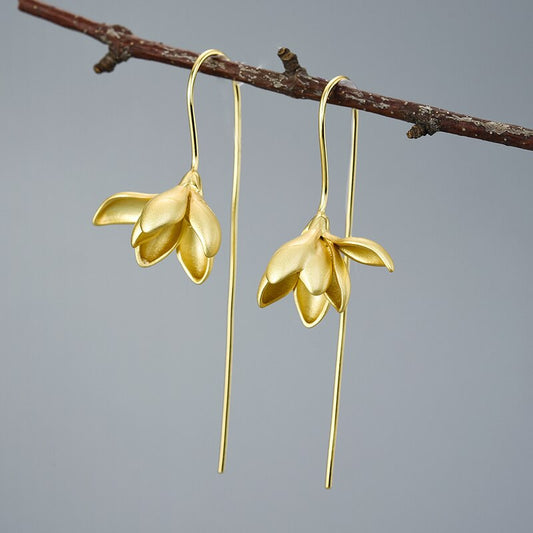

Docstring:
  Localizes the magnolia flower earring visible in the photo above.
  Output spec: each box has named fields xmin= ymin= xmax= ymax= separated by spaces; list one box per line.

xmin=93 ymin=49 xmax=241 ymax=473
xmin=257 ymin=76 xmax=394 ymax=487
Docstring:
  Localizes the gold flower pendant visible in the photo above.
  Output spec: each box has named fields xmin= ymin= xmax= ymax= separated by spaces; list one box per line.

xmin=93 ymin=169 xmax=221 ymax=284
xmin=258 ymin=212 xmax=394 ymax=327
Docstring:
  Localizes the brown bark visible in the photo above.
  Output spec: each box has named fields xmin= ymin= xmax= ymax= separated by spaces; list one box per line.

xmin=19 ymin=0 xmax=533 ymax=151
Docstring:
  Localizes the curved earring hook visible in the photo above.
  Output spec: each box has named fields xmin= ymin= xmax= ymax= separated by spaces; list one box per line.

xmin=256 ymin=74 xmax=392 ymax=488
xmin=317 ymin=76 xmax=361 ymax=489
xmin=187 ymin=49 xmax=242 ymax=474
xmin=93 ymin=49 xmax=242 ymax=475
xmin=187 ymin=49 xmax=229 ymax=172
xmin=317 ymin=75 xmax=358 ymax=216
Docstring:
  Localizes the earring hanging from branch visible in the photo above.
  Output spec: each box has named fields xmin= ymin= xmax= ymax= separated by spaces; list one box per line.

xmin=92 ymin=48 xmax=242 ymax=474
xmin=257 ymin=76 xmax=394 ymax=488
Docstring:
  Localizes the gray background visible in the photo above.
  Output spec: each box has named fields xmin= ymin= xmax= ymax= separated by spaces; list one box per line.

xmin=2 ymin=0 xmax=532 ymax=531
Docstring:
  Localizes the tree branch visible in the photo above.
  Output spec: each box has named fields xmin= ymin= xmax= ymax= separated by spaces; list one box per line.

xmin=19 ymin=0 xmax=533 ymax=151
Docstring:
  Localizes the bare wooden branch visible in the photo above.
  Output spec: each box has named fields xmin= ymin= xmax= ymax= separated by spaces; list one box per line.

xmin=19 ymin=0 xmax=533 ymax=151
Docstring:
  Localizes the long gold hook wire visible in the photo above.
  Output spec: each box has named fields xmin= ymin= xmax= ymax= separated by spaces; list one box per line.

xmin=186 ymin=49 xmax=242 ymax=474
xmin=218 ymin=77 xmax=241 ymax=474
xmin=317 ymin=75 xmax=348 ymax=214
xmin=317 ymin=76 xmax=359 ymax=488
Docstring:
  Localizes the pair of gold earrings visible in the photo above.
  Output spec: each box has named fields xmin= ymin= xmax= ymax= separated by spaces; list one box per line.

xmin=92 ymin=49 xmax=394 ymax=488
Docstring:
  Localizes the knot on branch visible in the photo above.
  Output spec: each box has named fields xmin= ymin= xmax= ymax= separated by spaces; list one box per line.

xmin=278 ymin=47 xmax=308 ymax=76
xmin=407 ymin=119 xmax=440 ymax=139
xmin=94 ymin=24 xmax=133 ymax=74
xmin=277 ymin=47 xmax=312 ymax=99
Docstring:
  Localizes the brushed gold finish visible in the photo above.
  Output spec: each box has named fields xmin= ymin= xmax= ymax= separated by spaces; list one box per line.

xmin=256 ymin=210 xmax=393 ymax=328
xmin=92 ymin=192 xmax=156 ymax=225
xmin=256 ymin=75 xmax=394 ymax=487
xmin=92 ymin=49 xmax=242 ymax=474
xmin=94 ymin=169 xmax=221 ymax=271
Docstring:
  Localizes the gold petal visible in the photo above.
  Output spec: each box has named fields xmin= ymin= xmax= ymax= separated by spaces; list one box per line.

xmin=187 ymin=191 xmax=222 ymax=258
xmin=92 ymin=192 xmax=155 ymax=225
xmin=299 ymin=237 xmax=332 ymax=295
xmin=139 ymin=185 xmax=188 ymax=234
xmin=325 ymin=242 xmax=351 ymax=313
xmin=134 ymin=222 xmax=182 ymax=267
xmin=329 ymin=234 xmax=395 ymax=272
xmin=130 ymin=219 xmax=158 ymax=247
xmin=177 ymin=222 xmax=213 ymax=284
xmin=294 ymin=279 xmax=329 ymax=328
xmin=131 ymin=219 xmax=143 ymax=246
xmin=257 ymin=272 xmax=299 ymax=308
xmin=265 ymin=232 xmax=314 ymax=284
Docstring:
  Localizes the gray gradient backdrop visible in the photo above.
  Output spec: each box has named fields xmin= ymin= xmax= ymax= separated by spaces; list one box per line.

xmin=2 ymin=1 xmax=532 ymax=532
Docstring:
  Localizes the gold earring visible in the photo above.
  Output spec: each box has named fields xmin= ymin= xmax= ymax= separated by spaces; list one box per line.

xmin=93 ymin=49 xmax=241 ymax=474
xmin=257 ymin=75 xmax=394 ymax=488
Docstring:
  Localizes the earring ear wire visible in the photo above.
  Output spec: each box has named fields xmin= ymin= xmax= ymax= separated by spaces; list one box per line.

xmin=92 ymin=48 xmax=241 ymax=475
xmin=181 ymin=48 xmax=243 ymax=475
xmin=256 ymin=75 xmax=394 ymax=488
xmin=321 ymin=76 xmax=358 ymax=489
